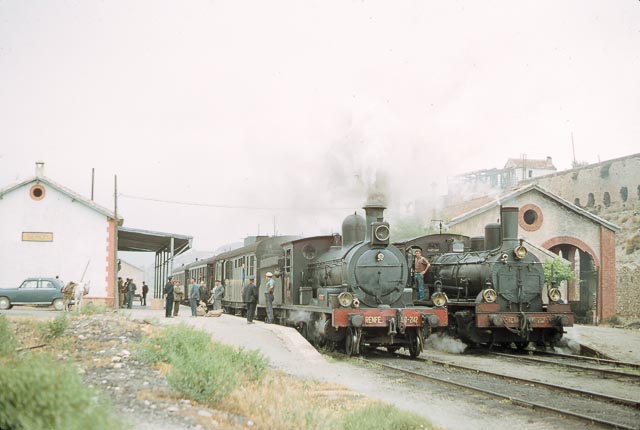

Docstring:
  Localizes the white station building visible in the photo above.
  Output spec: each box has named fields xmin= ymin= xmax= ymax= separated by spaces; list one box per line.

xmin=0 ymin=162 xmax=191 ymax=307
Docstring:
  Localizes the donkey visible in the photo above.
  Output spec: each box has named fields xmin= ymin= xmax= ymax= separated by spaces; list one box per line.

xmin=61 ymin=281 xmax=90 ymax=312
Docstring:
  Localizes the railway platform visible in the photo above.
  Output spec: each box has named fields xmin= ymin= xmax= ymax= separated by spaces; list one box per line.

xmin=564 ymin=324 xmax=640 ymax=364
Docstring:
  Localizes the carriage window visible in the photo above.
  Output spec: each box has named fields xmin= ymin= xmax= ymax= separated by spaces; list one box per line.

xmin=249 ymin=256 xmax=255 ymax=276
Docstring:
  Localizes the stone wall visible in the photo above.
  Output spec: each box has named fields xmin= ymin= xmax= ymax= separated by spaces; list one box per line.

xmin=616 ymin=266 xmax=640 ymax=318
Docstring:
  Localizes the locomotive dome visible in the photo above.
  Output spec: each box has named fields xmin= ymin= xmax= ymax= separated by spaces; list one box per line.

xmin=342 ymin=212 xmax=366 ymax=246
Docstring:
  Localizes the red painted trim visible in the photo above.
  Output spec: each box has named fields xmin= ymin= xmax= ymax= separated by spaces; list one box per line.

xmin=331 ymin=307 xmax=448 ymax=328
xmin=541 ymin=236 xmax=600 ymax=268
xmin=105 ymin=220 xmax=116 ymax=307
xmin=519 ymin=204 xmax=543 ymax=232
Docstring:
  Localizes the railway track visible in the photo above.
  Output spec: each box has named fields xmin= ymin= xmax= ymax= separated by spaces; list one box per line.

xmin=487 ymin=350 xmax=640 ymax=379
xmin=361 ymin=351 xmax=640 ymax=430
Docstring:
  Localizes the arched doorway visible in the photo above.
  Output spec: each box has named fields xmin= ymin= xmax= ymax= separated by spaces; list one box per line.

xmin=544 ymin=237 xmax=600 ymax=324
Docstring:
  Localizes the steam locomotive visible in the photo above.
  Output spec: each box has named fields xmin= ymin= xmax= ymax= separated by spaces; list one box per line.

xmin=397 ymin=206 xmax=573 ymax=347
xmin=183 ymin=204 xmax=447 ymax=358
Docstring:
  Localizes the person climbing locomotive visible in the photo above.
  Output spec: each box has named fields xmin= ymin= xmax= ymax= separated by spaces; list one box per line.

xmin=413 ymin=249 xmax=430 ymax=300
xmin=264 ymin=272 xmax=275 ymax=323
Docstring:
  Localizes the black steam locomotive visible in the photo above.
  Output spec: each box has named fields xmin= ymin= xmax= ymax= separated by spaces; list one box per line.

xmin=206 ymin=204 xmax=447 ymax=358
xmin=397 ymin=206 xmax=573 ymax=347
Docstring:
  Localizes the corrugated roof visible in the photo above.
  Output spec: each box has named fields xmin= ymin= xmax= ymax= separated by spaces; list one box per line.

xmin=118 ymin=226 xmax=192 ymax=254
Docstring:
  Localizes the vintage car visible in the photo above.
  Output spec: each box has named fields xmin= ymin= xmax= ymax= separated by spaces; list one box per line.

xmin=0 ymin=278 xmax=66 ymax=311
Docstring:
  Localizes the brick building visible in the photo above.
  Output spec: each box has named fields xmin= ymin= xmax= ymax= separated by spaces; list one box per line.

xmin=444 ymin=184 xmax=619 ymax=323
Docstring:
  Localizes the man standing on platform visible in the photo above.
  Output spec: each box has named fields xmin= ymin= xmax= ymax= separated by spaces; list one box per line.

xmin=243 ymin=275 xmax=258 ymax=324
xmin=264 ymin=272 xmax=275 ymax=323
xmin=141 ymin=281 xmax=149 ymax=306
xmin=163 ymin=276 xmax=174 ymax=317
xmin=189 ymin=278 xmax=200 ymax=317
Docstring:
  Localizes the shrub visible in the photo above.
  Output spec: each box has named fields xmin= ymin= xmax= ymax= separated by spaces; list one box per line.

xmin=136 ymin=324 xmax=268 ymax=404
xmin=38 ymin=314 xmax=69 ymax=340
xmin=0 ymin=354 xmax=127 ymax=430
xmin=77 ymin=301 xmax=108 ymax=315
xmin=0 ymin=315 xmax=17 ymax=357
xmin=605 ymin=315 xmax=623 ymax=326
xmin=136 ymin=323 xmax=212 ymax=364
xmin=342 ymin=403 xmax=431 ymax=430
xmin=544 ymin=259 xmax=576 ymax=285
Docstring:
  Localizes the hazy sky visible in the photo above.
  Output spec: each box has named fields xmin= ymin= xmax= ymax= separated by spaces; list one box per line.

xmin=1 ymin=1 xmax=639 ymax=253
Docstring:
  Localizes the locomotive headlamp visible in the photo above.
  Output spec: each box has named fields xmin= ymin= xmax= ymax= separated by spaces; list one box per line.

xmin=431 ymin=291 xmax=448 ymax=307
xmin=513 ymin=245 xmax=528 ymax=260
xmin=548 ymin=287 xmax=562 ymax=303
xmin=482 ymin=288 xmax=498 ymax=303
xmin=338 ymin=292 xmax=354 ymax=307
xmin=374 ymin=224 xmax=390 ymax=242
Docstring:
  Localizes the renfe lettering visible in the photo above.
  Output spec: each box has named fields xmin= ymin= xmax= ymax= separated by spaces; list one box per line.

xmin=364 ymin=316 xmax=383 ymax=324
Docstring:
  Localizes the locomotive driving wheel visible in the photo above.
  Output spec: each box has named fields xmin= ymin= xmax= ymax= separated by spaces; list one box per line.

xmin=345 ymin=327 xmax=359 ymax=356
xmin=407 ymin=331 xmax=421 ymax=359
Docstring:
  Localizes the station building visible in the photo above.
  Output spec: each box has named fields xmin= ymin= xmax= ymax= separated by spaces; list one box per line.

xmin=443 ymin=184 xmax=619 ymax=324
xmin=0 ymin=162 xmax=191 ymax=307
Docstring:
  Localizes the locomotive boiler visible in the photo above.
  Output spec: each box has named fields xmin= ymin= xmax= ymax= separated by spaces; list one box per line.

xmin=429 ymin=206 xmax=573 ymax=346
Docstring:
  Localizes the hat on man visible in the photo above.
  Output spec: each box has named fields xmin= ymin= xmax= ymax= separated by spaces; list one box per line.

xmin=266 ymin=272 xmax=273 ymax=277
xmin=249 ymin=275 xmax=255 ymax=280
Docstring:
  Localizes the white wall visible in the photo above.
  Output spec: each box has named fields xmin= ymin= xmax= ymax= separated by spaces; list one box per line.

xmin=0 ymin=182 xmax=111 ymax=297
xmin=119 ymin=260 xmax=144 ymax=286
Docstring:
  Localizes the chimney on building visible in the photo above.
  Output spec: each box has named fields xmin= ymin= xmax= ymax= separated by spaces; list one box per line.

xmin=35 ymin=161 xmax=45 ymax=177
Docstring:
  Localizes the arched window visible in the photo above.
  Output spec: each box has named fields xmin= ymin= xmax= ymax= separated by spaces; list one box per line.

xmin=587 ymin=193 xmax=595 ymax=207
xmin=574 ymin=198 xmax=581 ymax=207
xmin=603 ymin=192 xmax=611 ymax=207
xmin=620 ymin=187 xmax=628 ymax=202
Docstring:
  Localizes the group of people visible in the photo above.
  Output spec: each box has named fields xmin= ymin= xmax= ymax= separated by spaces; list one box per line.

xmin=117 ymin=277 xmax=149 ymax=309
xmin=162 ymin=277 xmax=225 ymax=318
xmin=242 ymin=272 xmax=274 ymax=324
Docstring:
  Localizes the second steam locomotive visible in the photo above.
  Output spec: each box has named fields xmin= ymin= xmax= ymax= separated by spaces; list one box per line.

xmin=397 ymin=206 xmax=574 ymax=347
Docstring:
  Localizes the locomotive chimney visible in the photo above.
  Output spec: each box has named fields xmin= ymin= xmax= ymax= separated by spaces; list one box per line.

xmin=363 ymin=204 xmax=385 ymax=242
xmin=500 ymin=206 xmax=519 ymax=248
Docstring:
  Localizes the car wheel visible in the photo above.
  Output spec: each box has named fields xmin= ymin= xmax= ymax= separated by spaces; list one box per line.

xmin=0 ymin=297 xmax=11 ymax=310
xmin=53 ymin=298 xmax=64 ymax=311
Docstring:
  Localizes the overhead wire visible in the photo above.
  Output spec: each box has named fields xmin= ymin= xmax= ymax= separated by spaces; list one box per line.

xmin=118 ymin=193 xmax=355 ymax=211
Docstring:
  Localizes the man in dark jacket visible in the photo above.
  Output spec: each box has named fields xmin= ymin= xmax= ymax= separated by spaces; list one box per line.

xmin=126 ymin=279 xmax=137 ymax=309
xmin=163 ymin=277 xmax=174 ymax=318
xmin=243 ymin=275 xmax=258 ymax=324
xmin=141 ymin=282 xmax=149 ymax=306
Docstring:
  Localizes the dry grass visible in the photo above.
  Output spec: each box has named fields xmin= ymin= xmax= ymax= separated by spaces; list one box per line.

xmin=6 ymin=315 xmax=433 ymax=430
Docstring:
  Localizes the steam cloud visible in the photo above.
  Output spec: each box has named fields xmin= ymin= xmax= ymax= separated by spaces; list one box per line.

xmin=425 ymin=332 xmax=468 ymax=354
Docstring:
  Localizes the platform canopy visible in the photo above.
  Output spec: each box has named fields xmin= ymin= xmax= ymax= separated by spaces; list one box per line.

xmin=117 ymin=226 xmax=192 ymax=254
